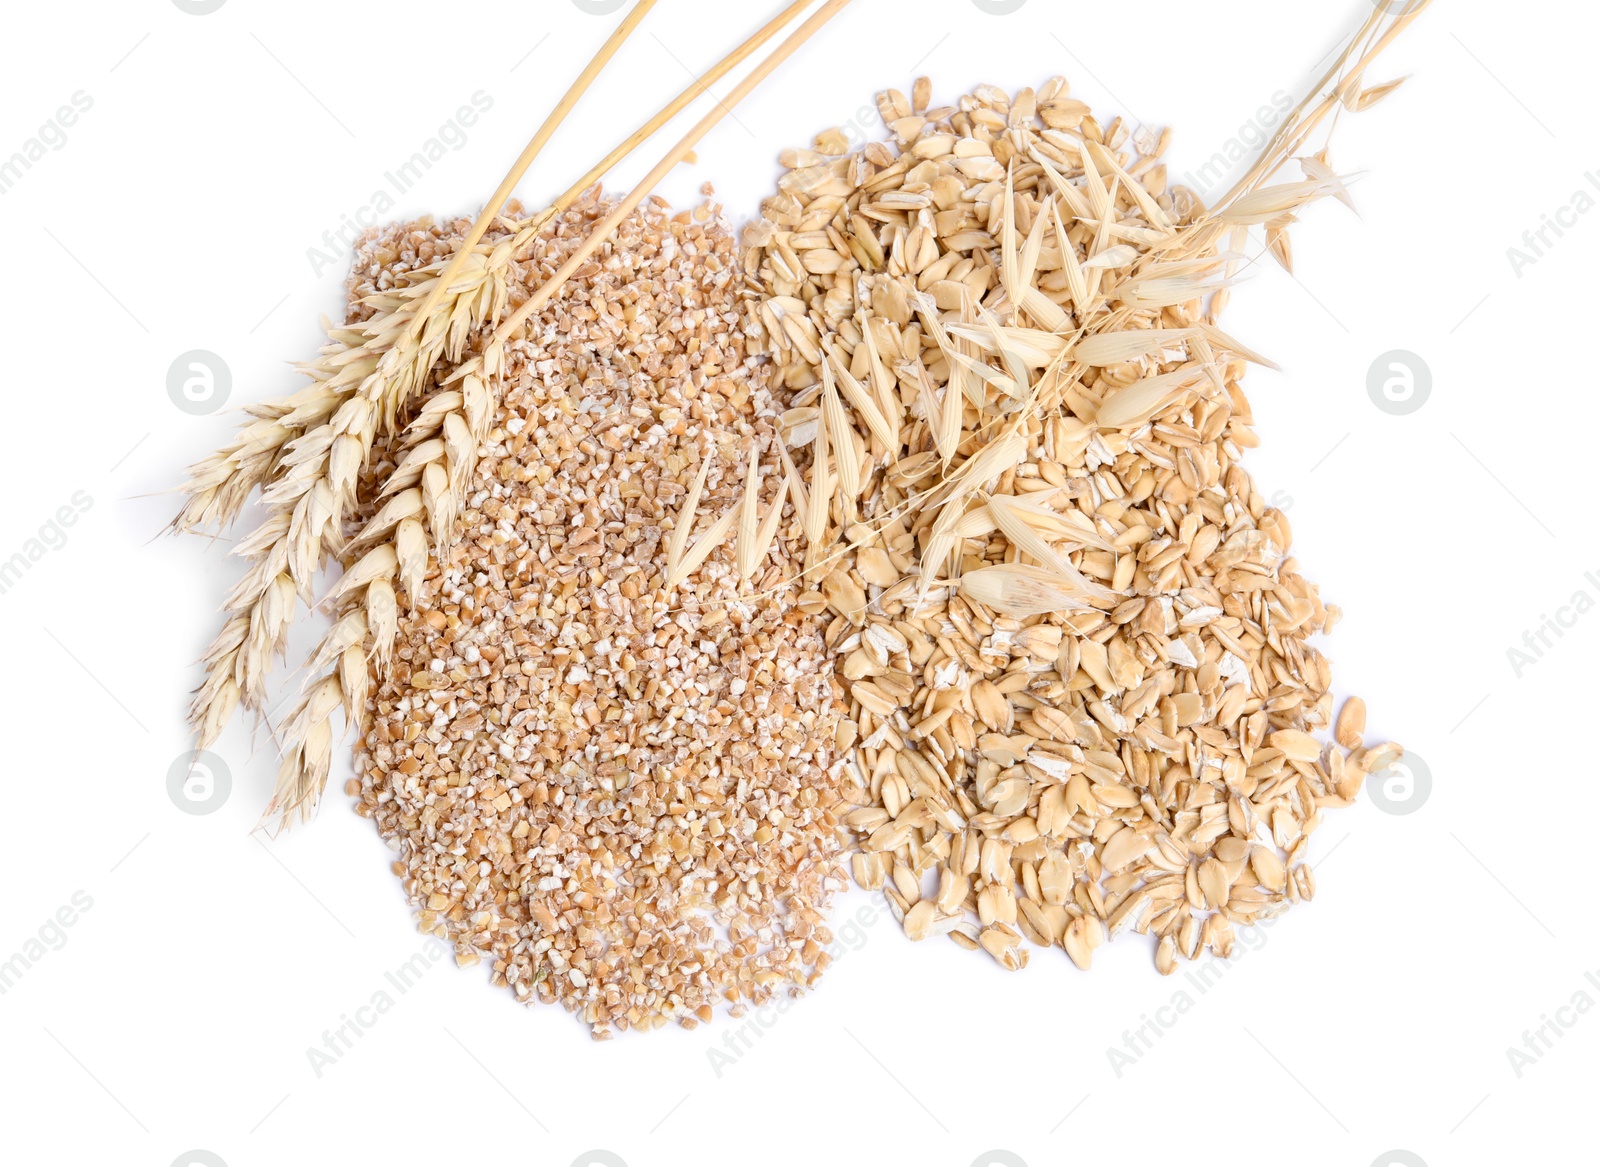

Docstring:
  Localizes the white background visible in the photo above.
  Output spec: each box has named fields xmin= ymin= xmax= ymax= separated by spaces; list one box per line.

xmin=0 ymin=1 xmax=1591 ymax=1165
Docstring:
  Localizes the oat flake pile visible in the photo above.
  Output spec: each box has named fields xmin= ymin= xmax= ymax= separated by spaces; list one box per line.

xmin=739 ymin=76 xmax=1404 ymax=975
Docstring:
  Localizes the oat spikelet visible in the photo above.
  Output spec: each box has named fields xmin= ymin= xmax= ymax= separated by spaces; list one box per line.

xmin=1086 ymin=138 xmax=1173 ymax=231
xmin=1220 ymin=178 xmax=1347 ymax=224
xmin=1047 ymin=195 xmax=1089 ymax=311
xmin=668 ymin=511 xmax=736 ymax=593
xmin=947 ymin=323 xmax=1066 ymax=371
xmin=750 ymin=472 xmax=791 ymax=580
xmin=985 ymin=494 xmax=1116 ymax=602
xmin=1017 ymin=204 xmax=1048 ymax=288
xmin=974 ymin=300 xmax=1031 ymax=394
xmin=906 ymin=358 xmax=957 ymax=466
xmin=1073 ymin=328 xmax=1192 ymax=367
xmin=1095 ymin=368 xmax=1205 ymax=430
xmin=856 ymin=312 xmax=900 ymax=432
xmin=737 ymin=445 xmax=762 ymax=583
xmin=935 ymin=430 xmax=1026 ymax=508
xmin=805 ymin=389 xmax=831 ymax=558
xmin=995 ymin=492 xmax=1116 ymax=551
xmin=916 ymin=294 xmax=979 ymax=410
xmin=918 ymin=492 xmax=973 ymax=596
xmin=824 ymin=344 xmax=895 ymax=451
xmin=958 ymin=563 xmax=1104 ymax=618
xmin=1004 ymin=188 xmax=1073 ymax=331
xmin=1197 ymin=322 xmax=1279 ymax=370
xmin=819 ymin=358 xmax=859 ymax=524
xmin=778 ymin=439 xmax=809 ymax=518
xmin=667 ymin=453 xmax=713 ymax=585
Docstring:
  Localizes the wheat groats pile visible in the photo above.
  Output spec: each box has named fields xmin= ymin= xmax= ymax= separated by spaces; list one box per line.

xmin=347 ymin=192 xmax=851 ymax=1035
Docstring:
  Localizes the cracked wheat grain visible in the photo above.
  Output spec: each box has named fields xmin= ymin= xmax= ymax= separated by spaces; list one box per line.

xmin=352 ymin=192 xmax=847 ymax=1037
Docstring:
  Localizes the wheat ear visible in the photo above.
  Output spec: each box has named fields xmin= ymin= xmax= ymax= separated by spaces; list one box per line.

xmin=186 ymin=254 xmax=517 ymax=748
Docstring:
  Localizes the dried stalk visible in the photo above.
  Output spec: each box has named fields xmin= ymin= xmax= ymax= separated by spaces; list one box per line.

xmin=412 ymin=0 xmax=658 ymax=328
xmin=490 ymin=0 xmax=856 ymax=349
xmin=516 ymin=0 xmax=818 ymax=233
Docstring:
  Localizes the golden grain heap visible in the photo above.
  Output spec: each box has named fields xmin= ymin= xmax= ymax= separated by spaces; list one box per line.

xmin=170 ymin=0 xmax=1427 ymax=1030
xmin=736 ymin=76 xmax=1403 ymax=974
xmin=349 ymin=192 xmax=849 ymax=1035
